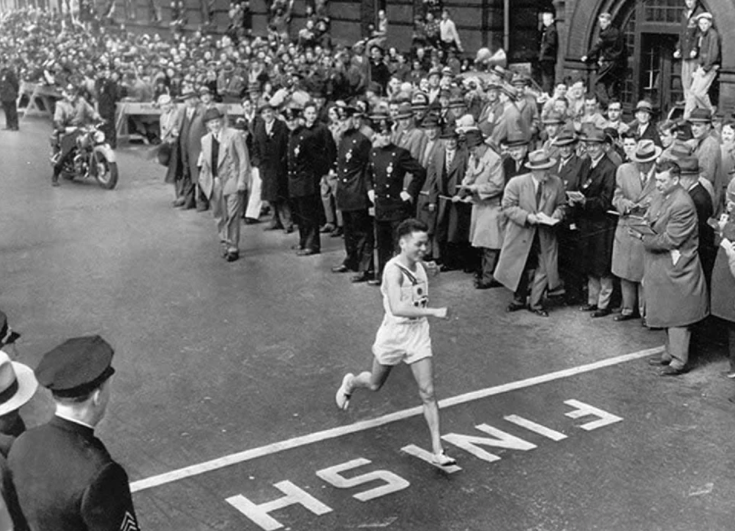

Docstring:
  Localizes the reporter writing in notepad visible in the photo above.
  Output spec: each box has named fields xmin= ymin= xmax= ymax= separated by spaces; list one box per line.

xmin=494 ymin=150 xmax=566 ymax=318
xmin=630 ymin=160 xmax=709 ymax=376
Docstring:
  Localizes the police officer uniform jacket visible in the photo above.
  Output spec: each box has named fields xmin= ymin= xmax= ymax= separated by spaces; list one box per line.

xmin=335 ymin=127 xmax=372 ymax=212
xmin=9 ymin=416 xmax=140 ymax=531
xmin=368 ymin=143 xmax=426 ymax=222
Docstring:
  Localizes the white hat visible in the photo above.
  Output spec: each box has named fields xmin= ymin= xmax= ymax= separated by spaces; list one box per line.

xmin=0 ymin=351 xmax=37 ymax=416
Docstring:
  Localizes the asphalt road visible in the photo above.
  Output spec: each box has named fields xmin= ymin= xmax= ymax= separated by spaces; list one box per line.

xmin=2 ymin=118 xmax=734 ymax=531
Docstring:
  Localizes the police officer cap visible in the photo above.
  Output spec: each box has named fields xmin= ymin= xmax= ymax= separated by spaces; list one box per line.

xmin=35 ymin=335 xmax=115 ymax=398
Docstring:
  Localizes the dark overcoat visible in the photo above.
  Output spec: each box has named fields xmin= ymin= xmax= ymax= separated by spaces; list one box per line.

xmin=251 ymin=117 xmax=290 ymax=202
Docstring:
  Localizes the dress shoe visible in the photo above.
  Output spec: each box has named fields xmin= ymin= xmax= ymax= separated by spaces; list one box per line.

xmin=351 ymin=273 xmax=370 ymax=283
xmin=367 ymin=278 xmax=382 ymax=286
xmin=243 ymin=217 xmax=260 ymax=225
xmin=196 ymin=204 xmax=209 ymax=212
xmin=225 ymin=251 xmax=239 ymax=262
xmin=475 ymin=280 xmax=502 ymax=290
xmin=283 ymin=226 xmax=295 ymax=234
xmin=182 ymin=203 xmax=196 ymax=210
xmin=330 ymin=227 xmax=344 ymax=238
xmin=320 ymin=223 xmax=335 ymax=233
xmin=648 ymin=358 xmax=670 ymax=366
xmin=591 ymin=308 xmax=611 ymax=318
xmin=172 ymin=197 xmax=186 ymax=207
xmin=579 ymin=304 xmax=597 ymax=312
xmin=529 ymin=308 xmax=549 ymax=317
xmin=331 ymin=264 xmax=350 ymax=273
xmin=660 ymin=366 xmax=688 ymax=377
xmin=291 ymin=244 xmax=304 ymax=251
xmin=613 ymin=312 xmax=638 ymax=322
xmin=506 ymin=301 xmax=526 ymax=313
xmin=263 ymin=224 xmax=283 ymax=231
xmin=296 ymin=249 xmax=320 ymax=256
xmin=439 ymin=264 xmax=456 ymax=272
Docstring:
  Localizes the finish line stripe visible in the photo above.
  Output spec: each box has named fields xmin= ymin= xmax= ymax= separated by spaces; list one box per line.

xmin=131 ymin=345 xmax=663 ymax=493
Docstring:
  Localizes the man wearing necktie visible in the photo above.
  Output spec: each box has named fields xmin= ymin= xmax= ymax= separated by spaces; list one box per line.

xmin=611 ymin=140 xmax=661 ymax=323
xmin=495 ymin=150 xmax=566 ymax=317
xmin=198 ymin=108 xmax=250 ymax=262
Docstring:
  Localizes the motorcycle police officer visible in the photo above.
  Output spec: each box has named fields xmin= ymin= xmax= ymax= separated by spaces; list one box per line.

xmin=367 ymin=111 xmax=427 ymax=285
xmin=51 ymin=83 xmax=101 ymax=187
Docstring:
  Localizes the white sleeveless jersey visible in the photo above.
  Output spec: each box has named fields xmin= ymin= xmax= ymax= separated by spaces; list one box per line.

xmin=380 ymin=257 xmax=429 ymax=324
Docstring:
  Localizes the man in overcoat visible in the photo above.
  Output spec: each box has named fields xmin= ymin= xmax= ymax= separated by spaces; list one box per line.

xmin=460 ymin=129 xmax=505 ymax=288
xmin=174 ymin=88 xmax=206 ymax=209
xmin=495 ymin=150 xmax=566 ymax=317
xmin=198 ymin=108 xmax=250 ymax=262
xmin=0 ymin=59 xmax=19 ymax=132
xmin=251 ymin=103 xmax=292 ymax=232
xmin=415 ymin=115 xmax=443 ymax=260
xmin=634 ymin=161 xmax=709 ymax=375
xmin=611 ymin=140 xmax=661 ymax=322
xmin=570 ymin=127 xmax=618 ymax=318
xmin=332 ymin=106 xmax=374 ymax=282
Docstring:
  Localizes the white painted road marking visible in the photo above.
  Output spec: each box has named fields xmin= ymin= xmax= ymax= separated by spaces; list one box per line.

xmin=130 ymin=346 xmax=663 ymax=493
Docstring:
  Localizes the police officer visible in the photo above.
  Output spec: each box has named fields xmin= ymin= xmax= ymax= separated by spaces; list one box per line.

xmin=367 ymin=112 xmax=427 ymax=285
xmin=332 ymin=105 xmax=374 ymax=282
xmin=8 ymin=335 xmax=141 ymax=531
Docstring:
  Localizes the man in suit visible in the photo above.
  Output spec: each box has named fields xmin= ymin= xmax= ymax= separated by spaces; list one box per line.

xmin=251 ymin=103 xmax=292 ymax=233
xmin=611 ymin=140 xmax=661 ymax=322
xmin=678 ymin=156 xmax=715 ymax=284
xmin=415 ymin=115 xmax=443 ymax=259
xmin=367 ymin=112 xmax=427 ymax=284
xmin=634 ymin=161 xmax=709 ymax=375
xmin=570 ymin=127 xmax=618 ymax=318
xmin=429 ymin=125 xmax=470 ymax=271
xmin=538 ymin=11 xmax=558 ymax=95
xmin=628 ymin=100 xmax=662 ymax=147
xmin=491 ymin=84 xmax=530 ymax=148
xmin=502 ymin=133 xmax=530 ymax=184
xmin=9 ymin=335 xmax=141 ymax=530
xmin=550 ymin=130 xmax=587 ymax=304
xmin=495 ymin=150 xmax=566 ymax=316
xmin=332 ymin=106 xmax=374 ymax=282
xmin=689 ymin=108 xmax=722 ymax=206
xmin=198 ymin=107 xmax=250 ymax=262
xmin=392 ymin=102 xmax=427 ymax=216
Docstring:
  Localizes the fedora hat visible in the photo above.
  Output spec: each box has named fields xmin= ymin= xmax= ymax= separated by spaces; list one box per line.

xmin=427 ymin=67 xmax=441 ymax=78
xmin=0 ymin=312 xmax=19 ymax=348
xmin=465 ymin=129 xmax=485 ymax=148
xmin=630 ymin=139 xmax=662 ymax=163
xmin=542 ymin=111 xmax=564 ymax=125
xmin=688 ymin=107 xmax=712 ymax=123
xmin=420 ymin=114 xmax=440 ymax=129
xmin=579 ymin=127 xmax=606 ymax=143
xmin=667 ymin=139 xmax=694 ymax=160
xmin=202 ymin=107 xmax=223 ymax=123
xmin=439 ymin=125 xmax=459 ymax=139
xmin=504 ymin=130 xmax=530 ymax=147
xmin=0 ymin=351 xmax=37 ymax=416
xmin=524 ymin=149 xmax=557 ymax=170
xmin=395 ymin=102 xmax=414 ymax=120
xmin=678 ymin=157 xmax=701 ymax=175
xmin=448 ymin=95 xmax=466 ymax=109
xmin=635 ymin=100 xmax=654 ymax=114
xmin=553 ymin=129 xmax=578 ymax=146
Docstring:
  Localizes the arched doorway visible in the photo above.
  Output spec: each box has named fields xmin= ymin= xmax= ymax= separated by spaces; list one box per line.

xmin=614 ymin=0 xmax=712 ymax=115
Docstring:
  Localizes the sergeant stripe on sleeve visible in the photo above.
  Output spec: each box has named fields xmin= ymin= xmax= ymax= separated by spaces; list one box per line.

xmin=120 ymin=511 xmax=139 ymax=531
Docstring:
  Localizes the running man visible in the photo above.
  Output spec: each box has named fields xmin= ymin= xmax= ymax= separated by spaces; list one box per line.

xmin=336 ymin=218 xmax=455 ymax=466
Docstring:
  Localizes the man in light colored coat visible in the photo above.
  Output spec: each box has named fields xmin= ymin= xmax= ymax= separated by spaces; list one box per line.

xmin=633 ymin=160 xmax=709 ymax=375
xmin=460 ymin=129 xmax=505 ymax=288
xmin=611 ymin=140 xmax=661 ymax=322
xmin=198 ymin=108 xmax=250 ymax=262
xmin=495 ymin=150 xmax=566 ymax=317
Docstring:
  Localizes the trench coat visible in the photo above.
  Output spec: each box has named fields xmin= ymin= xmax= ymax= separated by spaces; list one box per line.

xmin=711 ymin=218 xmax=735 ymax=323
xmin=416 ymin=138 xmax=443 ymax=233
xmin=494 ymin=172 xmax=566 ymax=291
xmin=462 ymin=146 xmax=505 ymax=249
xmin=611 ymin=163 xmax=658 ymax=281
xmin=428 ymin=144 xmax=470 ymax=243
xmin=642 ymin=185 xmax=709 ymax=328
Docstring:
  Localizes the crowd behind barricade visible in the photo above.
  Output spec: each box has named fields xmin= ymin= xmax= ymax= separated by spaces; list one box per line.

xmin=3 ymin=1 xmax=735 ymax=527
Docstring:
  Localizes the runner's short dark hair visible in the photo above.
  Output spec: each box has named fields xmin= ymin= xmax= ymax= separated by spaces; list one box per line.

xmin=397 ymin=218 xmax=429 ymax=239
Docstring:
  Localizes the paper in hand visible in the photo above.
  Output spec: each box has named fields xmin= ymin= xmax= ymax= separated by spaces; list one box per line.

xmin=536 ymin=212 xmax=560 ymax=226
xmin=566 ymin=191 xmax=585 ymax=201
xmin=670 ymin=250 xmax=681 ymax=266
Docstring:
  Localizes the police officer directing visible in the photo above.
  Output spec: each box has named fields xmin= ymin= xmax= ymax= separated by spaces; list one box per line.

xmin=367 ymin=112 xmax=427 ymax=285
xmin=8 ymin=335 xmax=141 ymax=531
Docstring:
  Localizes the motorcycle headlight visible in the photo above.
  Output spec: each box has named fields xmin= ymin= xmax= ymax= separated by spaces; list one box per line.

xmin=94 ymin=130 xmax=106 ymax=143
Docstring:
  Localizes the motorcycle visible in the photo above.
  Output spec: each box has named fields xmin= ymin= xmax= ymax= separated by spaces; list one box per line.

xmin=49 ymin=123 xmax=119 ymax=190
